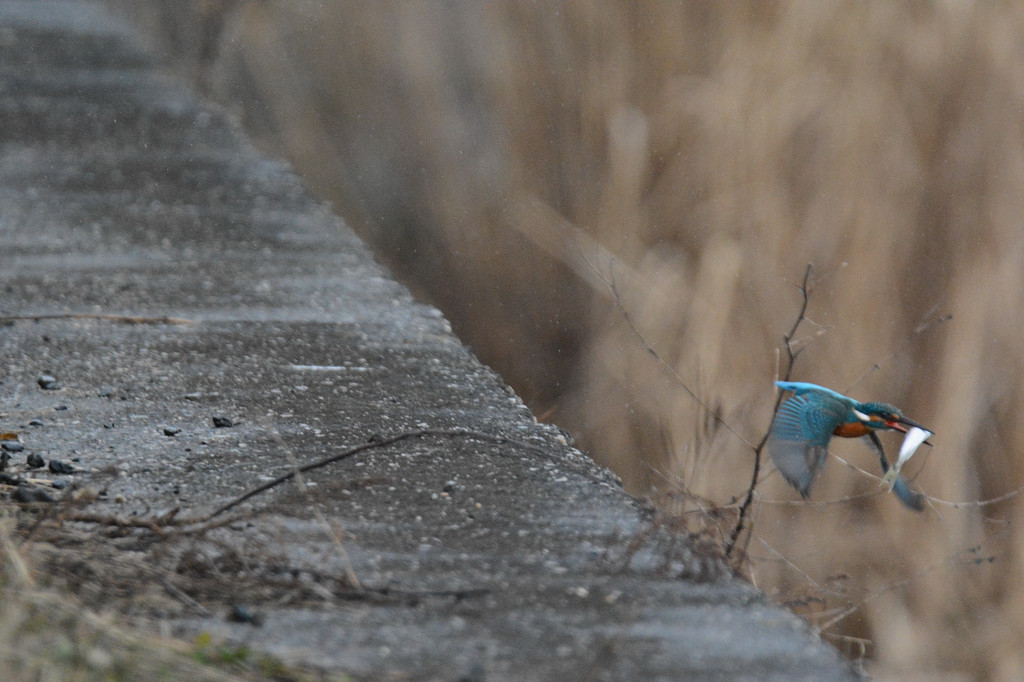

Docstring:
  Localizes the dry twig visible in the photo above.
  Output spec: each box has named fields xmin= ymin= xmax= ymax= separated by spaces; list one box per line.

xmin=0 ymin=314 xmax=193 ymax=325
xmin=206 ymin=427 xmax=629 ymax=520
xmin=726 ymin=264 xmax=815 ymax=560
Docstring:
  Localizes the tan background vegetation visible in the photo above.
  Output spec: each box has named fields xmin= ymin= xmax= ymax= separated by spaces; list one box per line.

xmin=114 ymin=1 xmax=1024 ymax=678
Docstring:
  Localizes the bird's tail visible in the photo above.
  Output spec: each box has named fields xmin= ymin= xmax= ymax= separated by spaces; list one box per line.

xmin=890 ymin=476 xmax=925 ymax=511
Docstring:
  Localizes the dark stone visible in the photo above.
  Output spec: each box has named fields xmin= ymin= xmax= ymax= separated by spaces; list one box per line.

xmin=228 ymin=605 xmax=263 ymax=626
xmin=49 ymin=459 xmax=76 ymax=474
xmin=13 ymin=485 xmax=54 ymax=503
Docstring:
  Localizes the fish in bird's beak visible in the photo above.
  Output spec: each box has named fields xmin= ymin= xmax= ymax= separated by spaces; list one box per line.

xmin=881 ymin=425 xmax=934 ymax=491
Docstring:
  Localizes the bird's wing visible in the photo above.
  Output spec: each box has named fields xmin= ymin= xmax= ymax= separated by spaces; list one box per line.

xmin=774 ymin=381 xmax=854 ymax=404
xmin=767 ymin=392 xmax=846 ymax=497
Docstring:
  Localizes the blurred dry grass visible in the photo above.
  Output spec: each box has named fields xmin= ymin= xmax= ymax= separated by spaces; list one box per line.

xmin=0 ymin=514 xmax=260 ymax=680
xmin=114 ymin=1 xmax=1024 ymax=678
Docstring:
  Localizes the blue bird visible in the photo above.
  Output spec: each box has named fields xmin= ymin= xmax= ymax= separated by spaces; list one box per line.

xmin=768 ymin=381 xmax=928 ymax=510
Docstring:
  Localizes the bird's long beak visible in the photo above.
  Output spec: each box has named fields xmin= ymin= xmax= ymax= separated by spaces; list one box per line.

xmin=892 ymin=415 xmax=930 ymax=433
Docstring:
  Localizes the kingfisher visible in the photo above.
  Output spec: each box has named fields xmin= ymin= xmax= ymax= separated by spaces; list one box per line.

xmin=768 ymin=381 xmax=930 ymax=510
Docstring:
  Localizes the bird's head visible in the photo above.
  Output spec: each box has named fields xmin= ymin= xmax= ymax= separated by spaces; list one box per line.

xmin=853 ymin=401 xmax=929 ymax=433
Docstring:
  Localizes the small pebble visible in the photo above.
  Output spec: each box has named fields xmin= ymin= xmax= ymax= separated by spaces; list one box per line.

xmin=1 ymin=441 xmax=24 ymax=453
xmin=48 ymin=460 xmax=75 ymax=475
xmin=228 ymin=605 xmax=263 ymax=626
xmin=28 ymin=419 xmax=43 ymax=427
xmin=37 ymin=374 xmax=61 ymax=390
xmin=163 ymin=426 xmax=182 ymax=437
xmin=0 ymin=452 xmax=8 ymax=471
xmin=26 ymin=453 xmax=44 ymax=469
xmin=0 ymin=472 xmax=21 ymax=485
xmin=212 ymin=416 xmax=234 ymax=428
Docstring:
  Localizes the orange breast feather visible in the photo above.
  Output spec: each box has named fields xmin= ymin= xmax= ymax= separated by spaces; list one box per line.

xmin=833 ymin=421 xmax=871 ymax=438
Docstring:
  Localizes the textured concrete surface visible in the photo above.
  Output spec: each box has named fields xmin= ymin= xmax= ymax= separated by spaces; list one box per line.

xmin=0 ymin=2 xmax=859 ymax=680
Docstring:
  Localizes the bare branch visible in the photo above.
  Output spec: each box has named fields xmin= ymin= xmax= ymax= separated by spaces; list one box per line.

xmin=584 ymin=254 xmax=755 ymax=450
xmin=0 ymin=314 xmax=194 ymax=325
xmin=268 ymin=422 xmax=361 ymax=589
xmin=845 ymin=310 xmax=952 ymax=393
xmin=726 ymin=264 xmax=814 ymax=560
xmin=205 ymin=427 xmax=631 ymax=520
xmin=816 ymin=544 xmax=994 ymax=632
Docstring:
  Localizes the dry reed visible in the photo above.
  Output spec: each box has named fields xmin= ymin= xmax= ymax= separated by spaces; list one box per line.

xmin=110 ymin=1 xmax=1024 ymax=678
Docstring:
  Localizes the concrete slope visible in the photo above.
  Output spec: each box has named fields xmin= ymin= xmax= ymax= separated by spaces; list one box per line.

xmin=0 ymin=2 xmax=858 ymax=680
